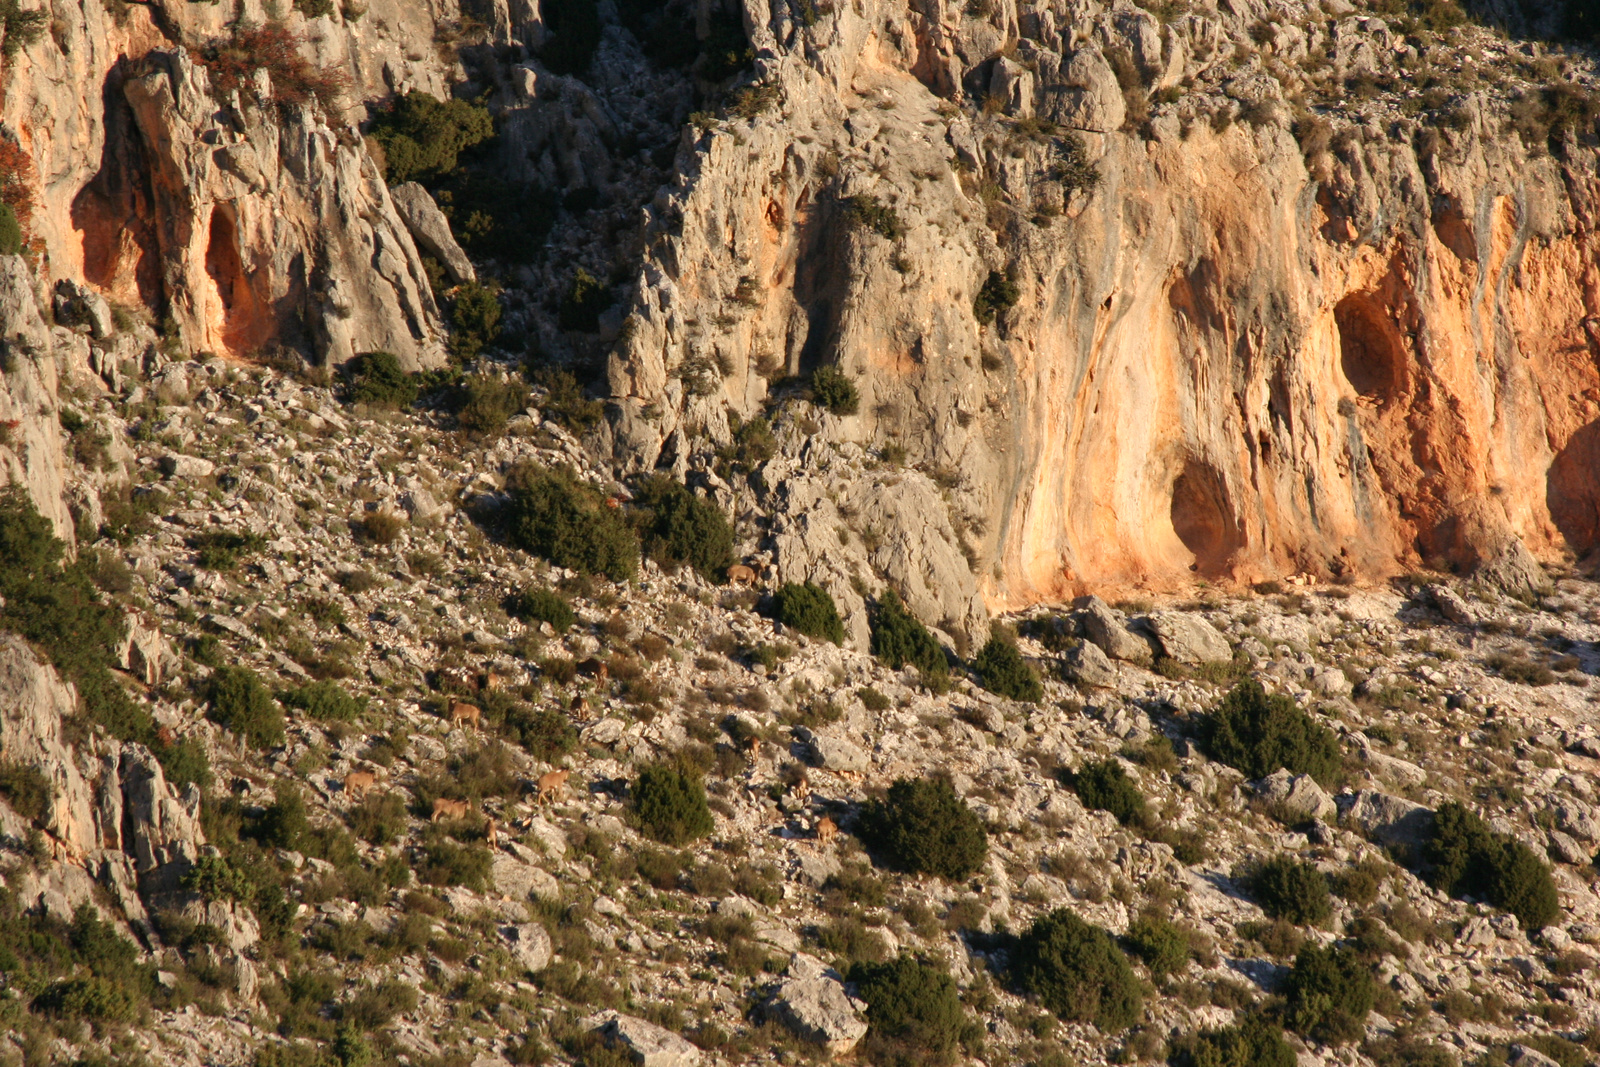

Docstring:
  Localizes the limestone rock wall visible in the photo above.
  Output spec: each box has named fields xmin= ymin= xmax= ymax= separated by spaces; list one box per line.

xmin=607 ymin=0 xmax=1600 ymax=620
xmin=2 ymin=0 xmax=456 ymax=368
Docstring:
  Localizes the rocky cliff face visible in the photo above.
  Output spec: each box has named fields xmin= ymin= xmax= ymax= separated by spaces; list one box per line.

xmin=606 ymin=0 xmax=1600 ymax=620
xmin=5 ymin=0 xmax=454 ymax=369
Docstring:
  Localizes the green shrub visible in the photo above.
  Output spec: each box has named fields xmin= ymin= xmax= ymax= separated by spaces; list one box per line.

xmin=632 ymin=476 xmax=734 ymax=581
xmin=849 ymin=954 xmax=968 ymax=1062
xmin=1329 ymin=858 xmax=1388 ymax=906
xmin=843 ymin=194 xmax=905 ymax=240
xmin=181 ymin=855 xmax=255 ymax=902
xmin=1170 ymin=1013 xmax=1295 ymax=1067
xmin=1072 ymin=760 xmax=1146 ymax=826
xmin=1249 ymin=856 xmax=1331 ymax=927
xmin=0 ymin=201 xmax=20 ymax=256
xmin=870 ymin=592 xmax=946 ymax=680
xmin=1123 ymin=915 xmax=1189 ymax=978
xmin=252 ymin=783 xmax=311 ymax=851
xmin=208 ymin=666 xmax=285 ymax=749
xmin=0 ymin=489 xmax=173 ymax=760
xmin=191 ymin=529 xmax=268 ymax=571
xmin=858 ymin=777 xmax=986 ymax=880
xmin=1282 ymin=943 xmax=1375 ymax=1045
xmin=559 ymin=268 xmax=608 ymax=332
xmin=279 ymin=680 xmax=366 ymax=722
xmin=810 ymin=365 xmax=859 ymax=415
xmin=773 ymin=581 xmax=845 ymax=645
xmin=973 ymin=271 xmax=1019 ymax=326
xmin=347 ymin=792 xmax=407 ymax=846
xmin=1200 ymin=680 xmax=1340 ymax=784
xmin=0 ymin=761 xmax=52 ymax=823
xmin=528 ymin=367 xmax=605 ymax=433
xmin=503 ymin=463 xmax=639 ymax=581
xmin=507 ymin=587 xmax=576 ymax=631
xmin=367 ymin=92 xmax=494 ymax=184
xmin=1363 ymin=1036 xmax=1458 ymax=1067
xmin=503 ymin=705 xmax=578 ymax=761
xmin=418 ymin=838 xmax=493 ymax=889
xmin=32 ymin=975 xmax=136 ymax=1022
xmin=1423 ymin=801 xmax=1559 ymax=930
xmin=344 ymin=351 xmax=418 ymax=408
xmin=972 ymin=633 xmax=1042 ymax=701
xmin=632 ymin=763 xmax=715 ymax=846
xmin=454 ymin=373 xmax=528 ymax=436
xmin=448 ymin=280 xmax=502 ymax=360
xmin=1012 ymin=908 xmax=1142 ymax=1031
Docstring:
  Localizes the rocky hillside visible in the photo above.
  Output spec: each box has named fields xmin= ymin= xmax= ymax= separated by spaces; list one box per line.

xmin=2 ymin=0 xmax=1600 ymax=1066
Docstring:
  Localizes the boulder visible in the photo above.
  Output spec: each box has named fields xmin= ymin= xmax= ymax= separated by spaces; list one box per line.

xmin=1427 ymin=584 xmax=1477 ymax=625
xmin=1510 ymin=1046 xmax=1565 ymax=1067
xmin=767 ymin=953 xmax=869 ymax=1055
xmin=1076 ymin=596 xmax=1152 ymax=664
xmin=502 ymin=922 xmax=553 ymax=973
xmin=1250 ymin=769 xmax=1336 ymax=822
xmin=390 ymin=182 xmax=477 ymax=285
xmin=1145 ymin=612 xmax=1231 ymax=664
xmin=809 ymin=732 xmax=870 ymax=775
xmin=1339 ymin=790 xmax=1433 ymax=850
xmin=52 ymin=279 xmax=116 ymax=339
xmin=159 ymin=453 xmax=215 ymax=479
xmin=492 ymin=852 xmax=560 ymax=901
xmin=1546 ymin=830 xmax=1590 ymax=867
xmin=596 ymin=1013 xmax=702 ymax=1067
xmin=1061 ymin=639 xmax=1117 ymax=688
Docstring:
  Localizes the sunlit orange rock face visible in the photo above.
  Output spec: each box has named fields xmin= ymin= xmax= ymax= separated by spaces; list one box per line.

xmin=607 ymin=0 xmax=1600 ymax=615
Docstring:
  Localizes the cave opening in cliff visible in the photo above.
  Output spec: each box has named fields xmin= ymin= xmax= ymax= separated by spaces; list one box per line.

xmin=1548 ymin=419 xmax=1600 ymax=561
xmin=1334 ymin=293 xmax=1406 ymax=405
xmin=1170 ymin=460 xmax=1243 ymax=578
xmin=205 ymin=207 xmax=248 ymax=353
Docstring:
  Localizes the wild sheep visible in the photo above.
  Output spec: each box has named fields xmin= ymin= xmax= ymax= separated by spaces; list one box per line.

xmin=727 ymin=564 xmax=758 ymax=586
xmin=815 ymin=815 xmax=838 ymax=846
xmin=430 ymin=797 xmax=471 ymax=822
xmin=449 ymin=700 xmax=481 ymax=731
xmin=343 ymin=770 xmax=378 ymax=800
xmin=536 ymin=769 xmax=571 ymax=806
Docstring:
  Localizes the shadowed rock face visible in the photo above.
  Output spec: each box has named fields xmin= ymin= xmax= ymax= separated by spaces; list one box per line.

xmin=605 ymin=0 xmax=1600 ymax=613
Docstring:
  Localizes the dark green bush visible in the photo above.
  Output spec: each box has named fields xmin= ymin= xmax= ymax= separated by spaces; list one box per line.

xmin=507 ymin=587 xmax=576 ymax=631
xmin=973 ymin=271 xmax=1019 ymax=326
xmin=528 ymin=367 xmax=605 ymax=433
xmin=181 ymin=855 xmax=255 ymax=902
xmin=632 ymin=763 xmax=715 ymax=846
xmin=368 ymin=92 xmax=494 ymax=184
xmin=453 ymin=373 xmax=528 ymax=436
xmin=0 ymin=761 xmax=52 ymax=823
xmin=810 ymin=365 xmax=859 ymax=415
xmin=1249 ymin=856 xmax=1331 ymax=927
xmin=347 ymin=792 xmax=408 ymax=846
xmin=972 ymin=633 xmax=1042 ymax=701
xmin=559 ymin=268 xmax=609 ymax=332
xmin=0 ymin=489 xmax=180 ymax=768
xmin=1282 ymin=943 xmax=1374 ymax=1045
xmin=870 ymin=592 xmax=946 ymax=680
xmin=1423 ymin=801 xmax=1560 ymax=930
xmin=344 ymin=351 xmax=419 ymax=408
xmin=1200 ymin=679 xmax=1340 ymax=784
xmin=252 ymin=783 xmax=310 ymax=851
xmin=849 ymin=954 xmax=968 ymax=1064
xmin=858 ymin=777 xmax=986 ymax=880
xmin=772 ymin=581 xmax=845 ymax=645
xmin=1123 ymin=915 xmax=1189 ymax=979
xmin=448 ymin=280 xmax=503 ymax=360
xmin=208 ymin=666 xmax=285 ymax=749
xmin=418 ymin=838 xmax=493 ymax=889
xmin=503 ymin=463 xmax=639 ymax=581
xmin=843 ymin=194 xmax=906 ymax=240
xmin=1072 ymin=759 xmax=1146 ymax=826
xmin=32 ymin=975 xmax=136 ymax=1022
xmin=279 ymin=680 xmax=366 ymax=722
xmin=632 ymin=476 xmax=734 ymax=581
xmin=1012 ymin=908 xmax=1142 ymax=1032
xmin=191 ymin=529 xmax=268 ymax=571
xmin=503 ymin=705 xmax=578 ymax=761
xmin=1169 ymin=1013 xmax=1295 ymax=1067
xmin=0 ymin=201 xmax=20 ymax=256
